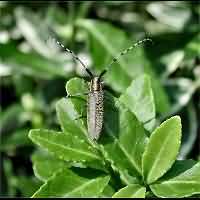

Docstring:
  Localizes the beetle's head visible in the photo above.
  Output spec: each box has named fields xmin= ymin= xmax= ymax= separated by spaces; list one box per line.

xmin=90 ymin=76 xmax=103 ymax=91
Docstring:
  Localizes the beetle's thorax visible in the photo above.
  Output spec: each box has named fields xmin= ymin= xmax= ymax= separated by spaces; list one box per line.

xmin=89 ymin=77 xmax=102 ymax=92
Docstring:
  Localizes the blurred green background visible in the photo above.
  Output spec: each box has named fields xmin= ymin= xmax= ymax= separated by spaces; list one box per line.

xmin=0 ymin=1 xmax=199 ymax=197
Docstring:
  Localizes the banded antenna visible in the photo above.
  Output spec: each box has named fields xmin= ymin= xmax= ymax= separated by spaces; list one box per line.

xmin=99 ymin=38 xmax=153 ymax=79
xmin=55 ymin=39 xmax=94 ymax=78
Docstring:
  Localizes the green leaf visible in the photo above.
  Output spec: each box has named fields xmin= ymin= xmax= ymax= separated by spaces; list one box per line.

xmin=32 ymin=168 xmax=110 ymax=197
xmin=112 ymin=184 xmax=146 ymax=198
xmin=103 ymin=106 xmax=148 ymax=176
xmin=15 ymin=7 xmax=59 ymax=59
xmin=119 ymin=170 xmax=141 ymax=186
xmin=56 ymin=97 xmax=88 ymax=141
xmin=101 ymin=185 xmax=115 ymax=197
xmin=66 ymin=77 xmax=88 ymax=96
xmin=146 ymin=2 xmax=191 ymax=32
xmin=64 ymin=77 xmax=88 ymax=130
xmin=119 ymin=74 xmax=156 ymax=132
xmin=142 ymin=116 xmax=182 ymax=184
xmin=0 ymin=43 xmax=68 ymax=79
xmin=160 ymin=50 xmax=184 ymax=79
xmin=31 ymin=151 xmax=69 ymax=182
xmin=101 ymin=92 xmax=148 ymax=181
xmin=29 ymin=129 xmax=101 ymax=163
xmin=150 ymin=161 xmax=200 ymax=198
xmin=56 ymin=99 xmax=106 ymax=171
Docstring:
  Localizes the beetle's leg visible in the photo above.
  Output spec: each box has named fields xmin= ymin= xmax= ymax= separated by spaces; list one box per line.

xmin=74 ymin=115 xmax=87 ymax=121
xmin=66 ymin=92 xmax=89 ymax=102
xmin=69 ymin=99 xmax=87 ymax=121
xmin=67 ymin=92 xmax=89 ymax=97
xmin=74 ymin=104 xmax=87 ymax=121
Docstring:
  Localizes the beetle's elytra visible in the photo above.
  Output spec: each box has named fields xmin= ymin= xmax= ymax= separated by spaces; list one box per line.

xmin=55 ymin=38 xmax=152 ymax=140
xmin=87 ymin=77 xmax=104 ymax=140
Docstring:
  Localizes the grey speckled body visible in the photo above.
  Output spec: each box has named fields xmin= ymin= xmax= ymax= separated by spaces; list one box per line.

xmin=87 ymin=77 xmax=104 ymax=140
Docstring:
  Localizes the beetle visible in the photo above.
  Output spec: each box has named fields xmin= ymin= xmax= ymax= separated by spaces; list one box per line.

xmin=55 ymin=38 xmax=152 ymax=140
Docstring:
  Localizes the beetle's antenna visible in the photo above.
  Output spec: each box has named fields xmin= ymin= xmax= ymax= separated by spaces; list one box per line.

xmin=99 ymin=69 xmax=107 ymax=79
xmin=55 ymin=40 xmax=94 ymax=78
xmin=100 ymin=38 xmax=153 ymax=77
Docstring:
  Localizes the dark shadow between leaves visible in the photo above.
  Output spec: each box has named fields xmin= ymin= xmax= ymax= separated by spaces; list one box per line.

xmin=70 ymin=166 xmax=107 ymax=179
xmin=154 ymin=159 xmax=197 ymax=183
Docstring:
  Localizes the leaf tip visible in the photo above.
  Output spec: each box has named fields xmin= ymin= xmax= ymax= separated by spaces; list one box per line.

xmin=171 ymin=115 xmax=181 ymax=123
xmin=169 ymin=115 xmax=182 ymax=135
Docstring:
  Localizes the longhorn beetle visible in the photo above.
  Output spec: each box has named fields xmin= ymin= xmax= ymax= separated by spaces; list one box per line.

xmin=55 ymin=38 xmax=152 ymax=140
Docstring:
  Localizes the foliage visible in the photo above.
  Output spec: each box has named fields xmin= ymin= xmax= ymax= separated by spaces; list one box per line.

xmin=0 ymin=1 xmax=199 ymax=198
xmin=28 ymin=77 xmax=200 ymax=198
